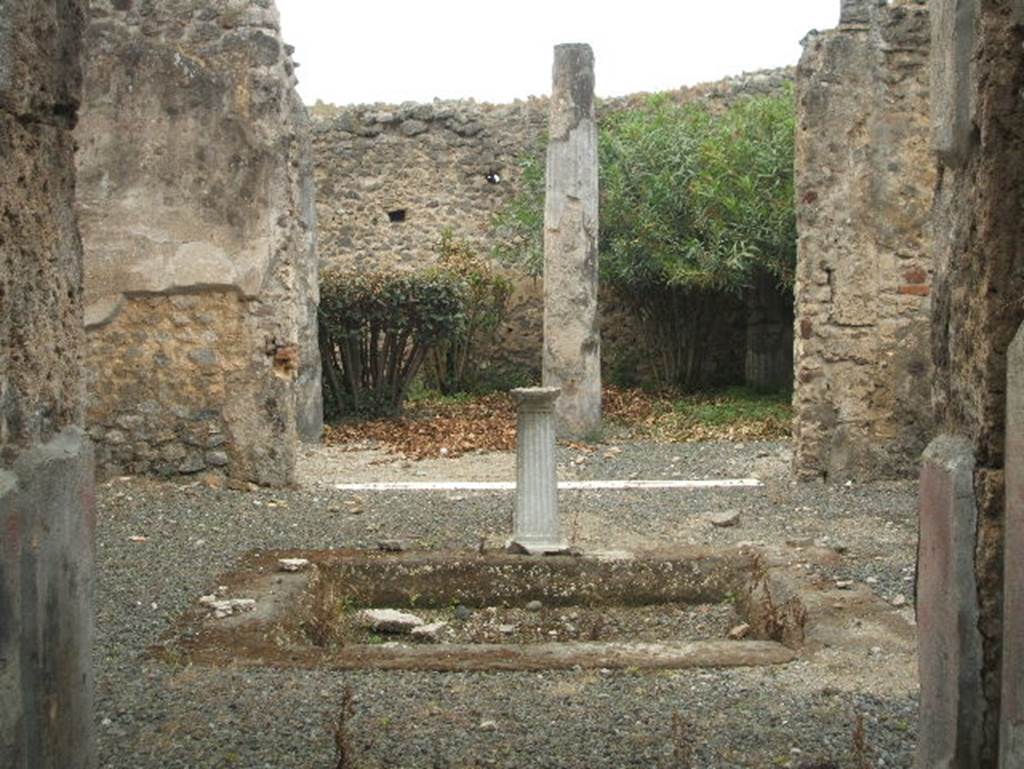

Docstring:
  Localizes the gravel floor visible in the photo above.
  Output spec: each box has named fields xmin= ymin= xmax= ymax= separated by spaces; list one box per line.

xmin=95 ymin=440 xmax=919 ymax=769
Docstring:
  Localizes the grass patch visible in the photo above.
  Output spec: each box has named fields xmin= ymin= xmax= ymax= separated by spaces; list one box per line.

xmin=672 ymin=386 xmax=792 ymax=426
xmin=605 ymin=386 xmax=792 ymax=443
xmin=405 ymin=389 xmax=476 ymax=408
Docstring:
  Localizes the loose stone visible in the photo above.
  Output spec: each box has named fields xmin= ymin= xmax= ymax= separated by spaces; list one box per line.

xmin=355 ymin=609 xmax=425 ymax=634
xmin=410 ymin=622 xmax=448 ymax=643
xmin=710 ymin=511 xmax=741 ymax=528
xmin=728 ymin=623 xmax=751 ymax=640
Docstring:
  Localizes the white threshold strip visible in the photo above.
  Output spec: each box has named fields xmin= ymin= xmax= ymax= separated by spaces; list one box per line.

xmin=332 ymin=479 xmax=763 ymax=492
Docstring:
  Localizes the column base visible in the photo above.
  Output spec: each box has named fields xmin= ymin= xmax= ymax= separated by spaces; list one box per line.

xmin=506 ymin=538 xmax=571 ymax=555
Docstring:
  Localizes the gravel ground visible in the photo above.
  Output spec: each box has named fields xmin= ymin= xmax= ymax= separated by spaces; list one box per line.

xmin=96 ymin=440 xmax=918 ymax=769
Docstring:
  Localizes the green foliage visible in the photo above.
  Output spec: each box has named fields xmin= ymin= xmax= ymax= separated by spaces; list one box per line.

xmin=319 ymin=269 xmax=465 ymax=418
xmin=599 ymin=89 xmax=796 ymax=293
xmin=671 ymin=385 xmax=792 ymax=427
xmin=492 ymin=88 xmax=796 ymax=390
xmin=426 ymin=232 xmax=513 ymax=395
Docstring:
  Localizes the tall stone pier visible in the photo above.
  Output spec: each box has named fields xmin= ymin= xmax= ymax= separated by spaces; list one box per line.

xmin=0 ymin=2 xmax=96 ymax=767
xmin=542 ymin=43 xmax=601 ymax=439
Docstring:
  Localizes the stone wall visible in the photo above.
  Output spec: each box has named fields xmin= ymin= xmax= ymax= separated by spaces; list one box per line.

xmin=311 ymin=69 xmax=795 ymax=387
xmin=0 ymin=2 xmax=96 ymax=767
xmin=917 ymin=0 xmax=1024 ymax=765
xmin=76 ymin=0 xmax=321 ymax=486
xmin=793 ymin=0 xmax=934 ymax=481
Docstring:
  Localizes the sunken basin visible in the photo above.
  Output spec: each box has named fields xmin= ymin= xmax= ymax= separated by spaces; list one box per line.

xmin=154 ymin=545 xmax=900 ymax=673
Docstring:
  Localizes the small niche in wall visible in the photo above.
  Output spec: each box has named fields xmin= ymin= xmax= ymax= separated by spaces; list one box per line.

xmin=388 ymin=209 xmax=407 ymax=223
xmin=485 ymin=171 xmax=502 ymax=184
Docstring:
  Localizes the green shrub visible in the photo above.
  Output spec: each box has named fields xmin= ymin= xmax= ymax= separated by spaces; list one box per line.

xmin=492 ymin=88 xmax=796 ymax=390
xmin=319 ymin=269 xmax=465 ymax=418
xmin=425 ymin=232 xmax=512 ymax=395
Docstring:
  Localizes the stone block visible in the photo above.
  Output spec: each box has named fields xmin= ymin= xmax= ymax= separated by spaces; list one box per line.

xmin=1002 ymin=324 xmax=1024 ymax=767
xmin=931 ymin=0 xmax=977 ymax=167
xmin=916 ymin=435 xmax=984 ymax=769
xmin=0 ymin=430 xmax=95 ymax=769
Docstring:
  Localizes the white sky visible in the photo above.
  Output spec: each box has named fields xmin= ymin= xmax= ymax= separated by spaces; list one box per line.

xmin=276 ymin=1 xmax=840 ymax=106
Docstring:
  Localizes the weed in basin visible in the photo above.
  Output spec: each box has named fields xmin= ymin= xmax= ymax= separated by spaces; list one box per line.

xmin=331 ymin=687 xmax=357 ymax=769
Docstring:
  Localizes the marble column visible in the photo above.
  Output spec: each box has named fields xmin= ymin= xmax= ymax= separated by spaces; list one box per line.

xmin=509 ymin=387 xmax=567 ymax=554
xmin=542 ymin=43 xmax=601 ymax=440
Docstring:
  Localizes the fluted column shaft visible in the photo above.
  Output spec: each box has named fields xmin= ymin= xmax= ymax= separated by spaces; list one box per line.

xmin=509 ymin=387 xmax=566 ymax=554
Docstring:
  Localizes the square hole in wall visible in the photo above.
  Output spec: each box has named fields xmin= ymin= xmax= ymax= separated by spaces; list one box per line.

xmin=388 ymin=209 xmax=407 ymax=223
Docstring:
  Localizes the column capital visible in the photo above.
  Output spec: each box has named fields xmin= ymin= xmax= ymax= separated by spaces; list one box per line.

xmin=511 ymin=387 xmax=561 ymax=412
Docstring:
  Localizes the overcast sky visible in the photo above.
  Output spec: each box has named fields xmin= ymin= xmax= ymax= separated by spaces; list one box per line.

xmin=275 ymin=1 xmax=840 ymax=106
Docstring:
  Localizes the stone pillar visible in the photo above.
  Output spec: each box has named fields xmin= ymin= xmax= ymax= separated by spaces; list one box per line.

xmin=916 ymin=437 xmax=985 ymax=769
xmin=0 ymin=2 xmax=95 ymax=768
xmin=542 ymin=43 xmax=601 ymax=440
xmin=1003 ymin=324 xmax=1024 ymax=767
xmin=75 ymin=0 xmax=320 ymax=486
xmin=793 ymin=1 xmax=934 ymax=481
xmin=509 ymin=387 xmax=567 ymax=554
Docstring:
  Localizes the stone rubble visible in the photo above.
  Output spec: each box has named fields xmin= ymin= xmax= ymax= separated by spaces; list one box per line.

xmin=199 ymin=595 xmax=257 ymax=620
